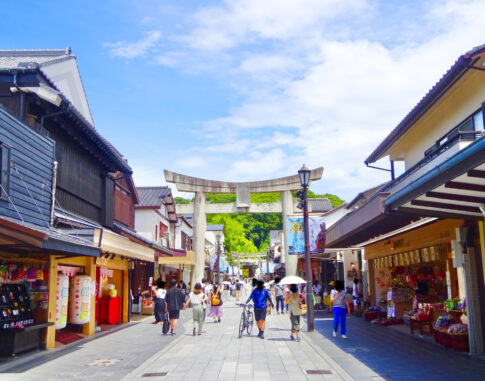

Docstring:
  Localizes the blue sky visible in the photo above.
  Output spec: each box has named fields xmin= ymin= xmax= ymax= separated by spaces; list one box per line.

xmin=1 ymin=0 xmax=484 ymax=201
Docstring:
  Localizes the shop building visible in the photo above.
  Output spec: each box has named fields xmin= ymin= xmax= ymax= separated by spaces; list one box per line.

xmin=135 ymin=187 xmax=195 ymax=285
xmin=327 ymin=44 xmax=485 ymax=354
xmin=0 ymin=105 xmax=100 ymax=354
xmin=0 ymin=49 xmax=151 ymax=348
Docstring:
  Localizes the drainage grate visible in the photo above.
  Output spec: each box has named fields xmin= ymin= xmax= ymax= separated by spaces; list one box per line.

xmin=142 ymin=372 xmax=168 ymax=377
xmin=307 ymin=370 xmax=332 ymax=375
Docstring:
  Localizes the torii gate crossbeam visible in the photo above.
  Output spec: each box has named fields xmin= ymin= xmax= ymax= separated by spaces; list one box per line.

xmin=164 ymin=168 xmax=324 ymax=285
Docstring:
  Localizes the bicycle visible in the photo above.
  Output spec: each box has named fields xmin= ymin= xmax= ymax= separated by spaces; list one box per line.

xmin=238 ymin=303 xmax=254 ymax=338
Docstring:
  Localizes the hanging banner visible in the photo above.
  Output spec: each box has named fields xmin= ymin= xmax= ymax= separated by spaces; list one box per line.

xmin=287 ymin=217 xmax=326 ymax=255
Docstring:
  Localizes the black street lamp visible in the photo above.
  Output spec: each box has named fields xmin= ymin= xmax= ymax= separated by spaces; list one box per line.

xmin=216 ymin=234 xmax=221 ymax=284
xmin=298 ymin=164 xmax=314 ymax=332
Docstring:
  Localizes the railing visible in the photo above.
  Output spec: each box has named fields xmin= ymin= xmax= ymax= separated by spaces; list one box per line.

xmin=384 ymin=130 xmax=484 ymax=192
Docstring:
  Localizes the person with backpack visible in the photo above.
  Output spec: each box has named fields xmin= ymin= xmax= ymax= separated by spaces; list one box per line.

xmin=245 ymin=280 xmax=274 ymax=339
xmin=207 ymin=284 xmax=223 ymax=323
xmin=185 ymin=282 xmax=206 ymax=336
xmin=285 ymin=284 xmax=302 ymax=341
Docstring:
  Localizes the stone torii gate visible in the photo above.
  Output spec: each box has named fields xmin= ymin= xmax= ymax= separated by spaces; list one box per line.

xmin=164 ymin=168 xmax=324 ymax=285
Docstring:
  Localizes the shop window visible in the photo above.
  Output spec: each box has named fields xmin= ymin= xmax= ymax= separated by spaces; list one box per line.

xmin=0 ymin=143 xmax=11 ymax=199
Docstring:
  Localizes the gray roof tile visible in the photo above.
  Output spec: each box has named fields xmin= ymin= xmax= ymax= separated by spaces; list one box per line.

xmin=136 ymin=186 xmax=172 ymax=207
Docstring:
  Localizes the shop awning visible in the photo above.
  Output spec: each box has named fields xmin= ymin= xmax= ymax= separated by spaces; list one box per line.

xmin=384 ymin=136 xmax=485 ymax=219
xmin=94 ymin=228 xmax=155 ymax=262
xmin=0 ymin=217 xmax=100 ymax=257
xmin=325 ymin=192 xmax=413 ymax=248
xmin=157 ymin=250 xmax=195 ymax=266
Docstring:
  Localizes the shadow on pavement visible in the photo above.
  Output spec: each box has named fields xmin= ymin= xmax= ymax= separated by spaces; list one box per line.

xmin=311 ymin=310 xmax=485 ymax=381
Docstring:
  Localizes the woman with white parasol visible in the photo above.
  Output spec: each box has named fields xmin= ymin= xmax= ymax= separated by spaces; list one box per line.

xmin=280 ymin=276 xmax=306 ymax=340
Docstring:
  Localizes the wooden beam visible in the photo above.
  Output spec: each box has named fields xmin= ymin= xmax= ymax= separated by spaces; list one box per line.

xmin=467 ymin=169 xmax=485 ymax=179
xmin=445 ymin=181 xmax=485 ymax=193
xmin=411 ymin=199 xmax=481 ymax=213
xmin=397 ymin=207 xmax=482 ymax=220
xmin=426 ymin=191 xmax=485 ymax=204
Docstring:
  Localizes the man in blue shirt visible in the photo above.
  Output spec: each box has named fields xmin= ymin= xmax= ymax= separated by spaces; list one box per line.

xmin=246 ymin=280 xmax=274 ymax=339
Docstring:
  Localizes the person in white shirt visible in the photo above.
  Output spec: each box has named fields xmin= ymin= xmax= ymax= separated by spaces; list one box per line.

xmin=186 ymin=283 xmax=206 ymax=336
xmin=152 ymin=280 xmax=166 ymax=325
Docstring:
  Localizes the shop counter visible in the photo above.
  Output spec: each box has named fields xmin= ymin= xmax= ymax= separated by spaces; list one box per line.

xmin=0 ymin=322 xmax=54 ymax=356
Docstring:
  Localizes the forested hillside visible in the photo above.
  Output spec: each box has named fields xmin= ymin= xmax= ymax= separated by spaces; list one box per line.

xmin=174 ymin=192 xmax=344 ymax=262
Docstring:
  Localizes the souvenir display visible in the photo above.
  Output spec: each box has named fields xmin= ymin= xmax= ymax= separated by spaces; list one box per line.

xmin=0 ymin=284 xmax=34 ymax=330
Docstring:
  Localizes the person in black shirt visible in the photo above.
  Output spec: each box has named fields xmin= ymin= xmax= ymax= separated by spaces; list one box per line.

xmin=165 ymin=279 xmax=186 ymax=335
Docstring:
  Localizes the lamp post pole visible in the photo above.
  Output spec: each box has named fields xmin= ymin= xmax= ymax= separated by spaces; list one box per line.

xmin=266 ymin=247 xmax=270 ymax=280
xmin=299 ymin=164 xmax=314 ymax=332
xmin=216 ymin=234 xmax=221 ymax=284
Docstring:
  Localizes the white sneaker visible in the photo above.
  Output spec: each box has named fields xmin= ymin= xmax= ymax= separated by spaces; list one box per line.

xmin=332 ymin=331 xmax=337 ymax=337
xmin=341 ymin=334 xmax=347 ymax=339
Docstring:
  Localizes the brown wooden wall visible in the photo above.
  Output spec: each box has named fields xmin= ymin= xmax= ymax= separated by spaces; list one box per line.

xmin=114 ymin=185 xmax=134 ymax=228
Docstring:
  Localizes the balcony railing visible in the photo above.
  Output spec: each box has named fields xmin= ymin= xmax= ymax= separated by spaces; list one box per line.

xmin=385 ymin=130 xmax=484 ymax=193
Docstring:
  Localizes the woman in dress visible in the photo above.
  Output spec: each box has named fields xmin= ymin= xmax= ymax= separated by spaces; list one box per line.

xmin=207 ymin=284 xmax=223 ymax=323
xmin=185 ymin=282 xmax=206 ymax=335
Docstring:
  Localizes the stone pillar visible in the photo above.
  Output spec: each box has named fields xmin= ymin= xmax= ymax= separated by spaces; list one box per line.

xmin=281 ymin=190 xmax=297 ymax=276
xmin=238 ymin=256 xmax=241 ymax=278
xmin=192 ymin=192 xmax=206 ymax=286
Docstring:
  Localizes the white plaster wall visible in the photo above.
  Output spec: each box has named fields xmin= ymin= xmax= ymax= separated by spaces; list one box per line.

xmin=42 ymin=58 xmax=94 ymax=126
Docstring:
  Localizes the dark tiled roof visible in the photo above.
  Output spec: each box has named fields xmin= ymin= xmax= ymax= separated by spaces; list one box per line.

xmin=0 ymin=49 xmax=131 ymax=173
xmin=0 ymin=49 xmax=72 ymax=68
xmin=136 ymin=186 xmax=172 ymax=207
xmin=366 ymin=43 xmax=485 ymax=164
xmin=346 ymin=183 xmax=387 ymax=210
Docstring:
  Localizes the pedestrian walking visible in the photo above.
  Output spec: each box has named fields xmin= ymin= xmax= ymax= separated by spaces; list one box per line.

xmin=235 ymin=280 xmax=241 ymax=301
xmin=245 ymin=280 xmax=274 ymax=339
xmin=352 ymin=278 xmax=361 ymax=308
xmin=153 ymin=280 xmax=166 ymax=325
xmin=274 ymin=278 xmax=284 ymax=314
xmin=313 ymin=281 xmax=323 ymax=308
xmin=331 ymin=280 xmax=350 ymax=339
xmin=165 ymin=279 xmax=186 ymax=335
xmin=285 ymin=284 xmax=302 ymax=341
xmin=207 ymin=285 xmax=223 ymax=323
xmin=185 ymin=282 xmax=206 ymax=336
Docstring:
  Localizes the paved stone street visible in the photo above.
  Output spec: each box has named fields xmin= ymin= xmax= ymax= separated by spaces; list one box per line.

xmin=1 ymin=303 xmax=485 ymax=380
xmin=309 ymin=310 xmax=485 ymax=381
xmin=0 ymin=314 xmax=188 ymax=381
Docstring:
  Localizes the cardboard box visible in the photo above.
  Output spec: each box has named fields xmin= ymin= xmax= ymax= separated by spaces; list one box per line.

xmin=141 ymin=298 xmax=154 ymax=315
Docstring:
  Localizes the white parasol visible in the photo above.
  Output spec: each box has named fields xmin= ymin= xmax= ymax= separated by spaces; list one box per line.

xmin=279 ymin=276 xmax=306 ymax=285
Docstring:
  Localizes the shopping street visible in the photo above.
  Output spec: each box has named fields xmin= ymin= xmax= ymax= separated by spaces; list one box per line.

xmin=1 ymin=302 xmax=484 ymax=381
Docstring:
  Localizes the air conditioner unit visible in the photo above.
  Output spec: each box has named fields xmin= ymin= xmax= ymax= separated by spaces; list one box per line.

xmin=163 ymin=232 xmax=171 ymax=247
xmin=160 ymin=238 xmax=168 ymax=247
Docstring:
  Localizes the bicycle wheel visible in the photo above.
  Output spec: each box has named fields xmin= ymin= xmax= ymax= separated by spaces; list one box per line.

xmin=246 ymin=311 xmax=254 ymax=335
xmin=238 ymin=312 xmax=246 ymax=338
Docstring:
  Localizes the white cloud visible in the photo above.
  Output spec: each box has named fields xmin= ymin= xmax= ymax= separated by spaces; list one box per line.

xmin=128 ymin=0 xmax=485 ymax=200
xmin=105 ymin=31 xmax=162 ymax=59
